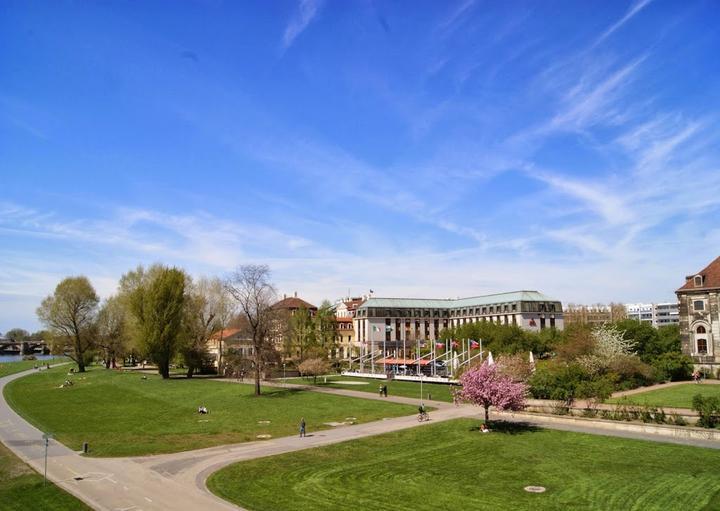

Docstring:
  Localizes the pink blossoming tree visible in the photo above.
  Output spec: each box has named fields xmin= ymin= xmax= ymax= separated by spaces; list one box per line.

xmin=457 ymin=361 xmax=527 ymax=423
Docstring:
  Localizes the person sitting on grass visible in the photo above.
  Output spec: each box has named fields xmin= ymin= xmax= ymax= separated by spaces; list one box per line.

xmin=480 ymin=423 xmax=490 ymax=433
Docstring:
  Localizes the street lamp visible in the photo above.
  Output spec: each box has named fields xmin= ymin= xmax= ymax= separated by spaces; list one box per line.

xmin=283 ymin=363 xmax=286 ymax=386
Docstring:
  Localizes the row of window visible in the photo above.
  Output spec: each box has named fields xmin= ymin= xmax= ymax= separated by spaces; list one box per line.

xmin=357 ymin=302 xmax=561 ymax=319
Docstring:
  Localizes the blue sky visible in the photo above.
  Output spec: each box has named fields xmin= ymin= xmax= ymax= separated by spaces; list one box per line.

xmin=1 ymin=0 xmax=719 ymax=331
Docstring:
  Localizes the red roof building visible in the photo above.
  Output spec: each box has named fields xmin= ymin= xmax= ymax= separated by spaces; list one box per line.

xmin=676 ymin=256 xmax=720 ymax=372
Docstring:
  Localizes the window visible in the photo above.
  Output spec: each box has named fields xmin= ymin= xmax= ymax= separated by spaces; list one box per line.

xmin=697 ymin=325 xmax=706 ymax=334
xmin=695 ymin=275 xmax=703 ymax=287
xmin=694 ymin=300 xmax=705 ymax=311
xmin=697 ymin=338 xmax=708 ymax=355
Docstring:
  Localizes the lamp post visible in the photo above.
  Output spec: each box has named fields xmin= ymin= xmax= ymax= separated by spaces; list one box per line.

xmin=283 ymin=363 xmax=286 ymax=386
xmin=42 ymin=432 xmax=53 ymax=486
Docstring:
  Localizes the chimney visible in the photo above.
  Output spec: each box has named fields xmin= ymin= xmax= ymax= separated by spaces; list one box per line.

xmin=283 ymin=294 xmax=287 ymax=300
xmin=294 ymin=291 xmax=297 ymax=298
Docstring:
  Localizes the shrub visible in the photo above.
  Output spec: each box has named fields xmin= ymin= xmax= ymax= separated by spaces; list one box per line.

xmin=669 ymin=413 xmax=688 ymax=426
xmin=692 ymin=394 xmax=720 ymax=428
xmin=651 ymin=352 xmax=694 ymax=382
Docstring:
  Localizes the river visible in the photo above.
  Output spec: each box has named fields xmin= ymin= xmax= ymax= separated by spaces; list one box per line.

xmin=0 ymin=354 xmax=62 ymax=363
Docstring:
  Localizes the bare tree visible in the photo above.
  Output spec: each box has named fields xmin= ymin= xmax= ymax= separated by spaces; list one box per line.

xmin=225 ymin=264 xmax=277 ymax=396
xmin=206 ymin=277 xmax=236 ymax=373
xmin=37 ymin=276 xmax=99 ymax=372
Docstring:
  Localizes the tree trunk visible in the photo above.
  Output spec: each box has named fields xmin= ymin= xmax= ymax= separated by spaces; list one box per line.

xmin=484 ymin=404 xmax=490 ymax=424
xmin=186 ymin=366 xmax=194 ymax=378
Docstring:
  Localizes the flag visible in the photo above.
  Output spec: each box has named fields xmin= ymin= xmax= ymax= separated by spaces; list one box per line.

xmin=470 ymin=340 xmax=480 ymax=349
xmin=435 ymin=342 xmax=445 ymax=349
xmin=450 ymin=341 xmax=459 ymax=348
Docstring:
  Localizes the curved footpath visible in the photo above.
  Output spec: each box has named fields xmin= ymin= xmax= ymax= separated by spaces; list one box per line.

xmin=1 ymin=369 xmax=718 ymax=511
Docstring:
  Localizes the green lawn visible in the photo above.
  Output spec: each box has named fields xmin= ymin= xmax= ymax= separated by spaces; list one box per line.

xmin=208 ymin=418 xmax=720 ymax=511
xmin=607 ymin=383 xmax=720 ymax=409
xmin=0 ymin=358 xmax=67 ymax=378
xmin=284 ymin=375 xmax=456 ymax=402
xmin=3 ymin=367 xmax=417 ymax=457
xmin=0 ymin=441 xmax=90 ymax=510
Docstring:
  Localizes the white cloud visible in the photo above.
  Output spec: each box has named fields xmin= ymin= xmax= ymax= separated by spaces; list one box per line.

xmin=282 ymin=0 xmax=323 ymax=50
xmin=592 ymin=0 xmax=655 ymax=48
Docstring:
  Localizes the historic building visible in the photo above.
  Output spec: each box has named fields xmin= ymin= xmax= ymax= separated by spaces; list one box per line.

xmin=354 ymin=290 xmax=563 ymax=347
xmin=676 ymin=256 xmax=720 ymax=372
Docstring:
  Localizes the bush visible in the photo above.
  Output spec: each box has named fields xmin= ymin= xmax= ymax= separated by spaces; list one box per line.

xmin=692 ymin=394 xmax=720 ymax=428
xmin=528 ymin=363 xmax=589 ymax=404
xmin=669 ymin=413 xmax=687 ymax=426
xmin=651 ymin=352 xmax=694 ymax=382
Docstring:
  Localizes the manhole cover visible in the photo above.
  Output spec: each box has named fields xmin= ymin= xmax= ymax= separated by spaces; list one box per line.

xmin=256 ymin=434 xmax=272 ymax=439
xmin=524 ymin=486 xmax=546 ymax=493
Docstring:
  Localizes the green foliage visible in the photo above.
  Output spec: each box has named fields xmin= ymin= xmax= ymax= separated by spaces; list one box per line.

xmin=36 ymin=276 xmax=99 ymax=372
xmin=440 ymin=321 xmax=557 ymax=357
xmin=692 ymin=394 xmax=720 ymax=428
xmin=528 ymin=362 xmax=588 ymax=403
xmin=652 ymin=352 xmax=694 ymax=382
xmin=4 ymin=328 xmax=29 ymax=342
xmin=128 ymin=267 xmax=186 ymax=379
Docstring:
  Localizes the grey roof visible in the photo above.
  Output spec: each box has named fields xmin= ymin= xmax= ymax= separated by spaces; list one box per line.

xmin=358 ymin=291 xmax=559 ymax=310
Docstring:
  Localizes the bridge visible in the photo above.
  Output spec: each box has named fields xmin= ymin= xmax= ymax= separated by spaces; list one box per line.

xmin=0 ymin=339 xmax=50 ymax=355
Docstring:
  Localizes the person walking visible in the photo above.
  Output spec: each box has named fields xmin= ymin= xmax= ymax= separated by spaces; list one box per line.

xmin=383 ymin=385 xmax=388 ymax=397
xmin=299 ymin=417 xmax=306 ymax=438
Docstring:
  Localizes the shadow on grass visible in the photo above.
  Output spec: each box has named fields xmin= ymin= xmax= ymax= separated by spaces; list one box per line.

xmin=469 ymin=421 xmax=542 ymax=435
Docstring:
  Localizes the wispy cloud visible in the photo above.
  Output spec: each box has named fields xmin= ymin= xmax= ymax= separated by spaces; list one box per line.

xmin=282 ymin=0 xmax=323 ymax=49
xmin=592 ymin=0 xmax=655 ymax=48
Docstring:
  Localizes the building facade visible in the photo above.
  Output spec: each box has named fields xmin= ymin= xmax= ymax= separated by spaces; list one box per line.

xmin=676 ymin=256 xmax=720 ymax=372
xmin=563 ymin=303 xmax=626 ymax=326
xmin=624 ymin=302 xmax=679 ymax=327
xmin=354 ymin=291 xmax=563 ymax=348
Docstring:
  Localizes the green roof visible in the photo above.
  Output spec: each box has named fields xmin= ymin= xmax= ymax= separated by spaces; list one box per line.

xmin=358 ymin=291 xmax=559 ymax=310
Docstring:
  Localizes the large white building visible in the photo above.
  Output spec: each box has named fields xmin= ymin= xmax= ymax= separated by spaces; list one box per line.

xmin=354 ymin=290 xmax=563 ymax=348
xmin=624 ymin=302 xmax=679 ymax=327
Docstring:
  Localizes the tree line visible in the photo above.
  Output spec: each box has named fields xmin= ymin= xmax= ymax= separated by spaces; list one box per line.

xmin=35 ymin=264 xmax=294 ymax=396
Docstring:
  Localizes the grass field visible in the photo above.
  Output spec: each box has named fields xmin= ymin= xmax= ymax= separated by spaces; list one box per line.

xmin=284 ymin=375 xmax=456 ymax=402
xmin=0 ymin=441 xmax=90 ymax=510
xmin=0 ymin=358 xmax=67 ymax=378
xmin=607 ymin=383 xmax=720 ymax=409
xmin=208 ymin=418 xmax=720 ymax=511
xmin=3 ymin=367 xmax=416 ymax=457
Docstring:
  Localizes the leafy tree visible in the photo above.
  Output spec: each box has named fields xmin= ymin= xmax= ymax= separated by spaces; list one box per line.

xmin=456 ymin=361 xmax=526 ymax=423
xmin=285 ymin=306 xmax=316 ymax=360
xmin=206 ymin=277 xmax=236 ymax=372
xmin=315 ymin=300 xmax=338 ymax=357
xmin=128 ymin=267 xmax=186 ymax=379
xmin=298 ymin=357 xmax=331 ymax=384
xmin=226 ymin=264 xmax=278 ymax=396
xmin=96 ymin=296 xmax=129 ymax=369
xmin=37 ymin=276 xmax=99 ymax=372
xmin=614 ymin=320 xmax=659 ymax=362
xmin=528 ymin=362 xmax=589 ymax=404
xmin=577 ymin=324 xmax=636 ymax=374
xmin=181 ymin=277 xmax=221 ymax=378
xmin=652 ymin=352 xmax=693 ymax=382
xmin=5 ymin=328 xmax=29 ymax=343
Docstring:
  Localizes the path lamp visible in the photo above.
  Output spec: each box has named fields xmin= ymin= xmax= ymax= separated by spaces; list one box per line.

xmin=283 ymin=363 xmax=286 ymax=386
xmin=42 ymin=432 xmax=53 ymax=486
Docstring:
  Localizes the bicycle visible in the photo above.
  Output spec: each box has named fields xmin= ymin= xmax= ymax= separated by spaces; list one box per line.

xmin=417 ymin=411 xmax=430 ymax=422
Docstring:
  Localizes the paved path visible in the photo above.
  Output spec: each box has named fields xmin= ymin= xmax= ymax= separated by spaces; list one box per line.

xmin=1 ymin=369 xmax=718 ymax=511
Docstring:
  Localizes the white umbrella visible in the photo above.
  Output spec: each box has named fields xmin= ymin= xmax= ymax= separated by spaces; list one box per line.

xmin=529 ymin=351 xmax=535 ymax=364
xmin=487 ymin=351 xmax=494 ymax=366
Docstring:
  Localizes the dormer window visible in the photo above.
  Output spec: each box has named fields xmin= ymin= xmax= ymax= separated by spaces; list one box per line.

xmin=694 ymin=275 xmax=703 ymax=287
